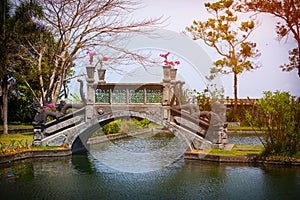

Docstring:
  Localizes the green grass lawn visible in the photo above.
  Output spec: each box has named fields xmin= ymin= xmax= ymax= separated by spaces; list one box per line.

xmin=0 ymin=124 xmax=33 ymax=131
xmin=0 ymin=132 xmax=65 ymax=155
xmin=207 ymin=145 xmax=300 ymax=162
xmin=227 ymin=126 xmax=266 ymax=131
xmin=0 ymin=132 xmax=34 ymax=146
xmin=209 ymin=145 xmax=264 ymax=156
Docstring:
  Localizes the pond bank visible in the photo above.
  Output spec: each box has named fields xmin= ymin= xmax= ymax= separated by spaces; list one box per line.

xmin=0 ymin=128 xmax=168 ymax=165
xmin=227 ymin=130 xmax=265 ymax=134
xmin=0 ymin=148 xmax=72 ymax=164
xmin=185 ymin=150 xmax=300 ymax=166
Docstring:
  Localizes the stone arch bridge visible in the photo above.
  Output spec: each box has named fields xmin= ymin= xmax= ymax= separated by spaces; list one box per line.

xmin=32 ymin=67 xmax=228 ymax=153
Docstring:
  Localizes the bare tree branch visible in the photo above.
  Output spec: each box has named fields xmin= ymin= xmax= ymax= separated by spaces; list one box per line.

xmin=36 ymin=0 xmax=164 ymax=103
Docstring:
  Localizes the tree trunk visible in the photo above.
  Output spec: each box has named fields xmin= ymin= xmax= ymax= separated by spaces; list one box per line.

xmin=51 ymin=56 xmax=67 ymax=104
xmin=1 ymin=78 xmax=8 ymax=134
xmin=52 ymin=75 xmax=62 ymax=104
xmin=38 ymin=47 xmax=46 ymax=105
xmin=233 ymin=72 xmax=238 ymax=115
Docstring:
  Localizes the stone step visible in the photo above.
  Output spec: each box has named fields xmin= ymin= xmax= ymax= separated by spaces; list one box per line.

xmin=223 ymin=143 xmax=234 ymax=151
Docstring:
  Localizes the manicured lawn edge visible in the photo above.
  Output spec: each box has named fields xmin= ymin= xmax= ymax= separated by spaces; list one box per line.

xmin=0 ymin=124 xmax=33 ymax=131
xmin=185 ymin=149 xmax=300 ymax=166
xmin=227 ymin=126 xmax=265 ymax=134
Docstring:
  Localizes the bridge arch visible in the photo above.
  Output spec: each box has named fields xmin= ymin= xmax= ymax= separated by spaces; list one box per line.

xmin=68 ymin=110 xmax=212 ymax=153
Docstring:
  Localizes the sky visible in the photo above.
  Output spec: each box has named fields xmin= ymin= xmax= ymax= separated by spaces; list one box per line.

xmin=71 ymin=0 xmax=299 ymax=99
xmin=127 ymin=0 xmax=300 ymax=98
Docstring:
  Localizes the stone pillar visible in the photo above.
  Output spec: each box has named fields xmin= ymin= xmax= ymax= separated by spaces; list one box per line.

xmin=173 ymin=81 xmax=181 ymax=105
xmin=33 ymin=125 xmax=43 ymax=146
xmin=178 ymin=81 xmax=185 ymax=104
xmin=162 ymin=66 xmax=172 ymax=120
xmin=143 ymin=88 xmax=147 ymax=104
xmin=162 ymin=80 xmax=170 ymax=106
xmin=170 ymin=81 xmax=175 ymax=105
xmin=86 ymin=68 xmax=96 ymax=121
xmin=163 ymin=66 xmax=171 ymax=82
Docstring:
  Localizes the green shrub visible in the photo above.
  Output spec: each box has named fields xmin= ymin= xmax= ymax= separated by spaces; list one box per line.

xmin=133 ymin=118 xmax=151 ymax=128
xmin=246 ymin=91 xmax=300 ymax=156
xmin=101 ymin=118 xmax=153 ymax=135
xmin=101 ymin=120 xmax=121 ymax=135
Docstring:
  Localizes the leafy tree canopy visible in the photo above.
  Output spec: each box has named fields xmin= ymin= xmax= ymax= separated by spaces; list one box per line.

xmin=186 ymin=0 xmax=260 ymax=113
xmin=240 ymin=0 xmax=300 ymax=77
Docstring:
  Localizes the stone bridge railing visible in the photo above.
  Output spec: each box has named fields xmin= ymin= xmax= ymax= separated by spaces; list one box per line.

xmin=32 ymin=65 xmax=228 ymax=152
xmin=36 ymin=103 xmax=227 ymax=152
xmin=39 ymin=108 xmax=217 ymax=153
xmin=95 ymin=83 xmax=164 ymax=104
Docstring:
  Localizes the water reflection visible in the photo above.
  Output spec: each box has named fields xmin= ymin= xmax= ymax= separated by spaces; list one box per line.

xmin=89 ymin=133 xmax=187 ymax=173
xmin=228 ymin=133 xmax=263 ymax=146
xmin=71 ymin=155 xmax=95 ymax=174
xmin=0 ymin=161 xmax=34 ymax=183
xmin=0 ymin=134 xmax=299 ymax=200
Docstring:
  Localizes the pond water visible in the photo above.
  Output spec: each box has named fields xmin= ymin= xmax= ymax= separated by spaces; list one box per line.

xmin=0 ymin=133 xmax=299 ymax=200
xmin=228 ymin=133 xmax=263 ymax=146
